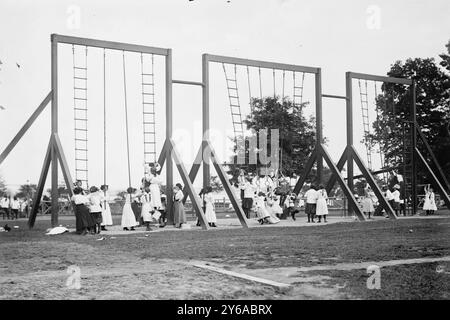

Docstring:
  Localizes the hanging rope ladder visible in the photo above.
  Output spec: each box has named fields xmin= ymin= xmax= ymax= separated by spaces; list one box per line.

xmin=140 ymin=53 xmax=157 ymax=169
xmin=223 ymin=63 xmax=244 ymax=145
xmin=72 ymin=45 xmax=89 ymax=189
xmin=358 ymin=79 xmax=373 ymax=170
xmin=293 ymin=71 xmax=305 ymax=114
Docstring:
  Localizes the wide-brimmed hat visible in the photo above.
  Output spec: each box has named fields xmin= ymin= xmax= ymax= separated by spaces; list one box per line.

xmin=394 ymin=184 xmax=400 ymax=189
xmin=89 ymin=186 xmax=99 ymax=193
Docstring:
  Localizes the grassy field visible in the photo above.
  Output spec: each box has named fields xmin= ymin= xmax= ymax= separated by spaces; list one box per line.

xmin=0 ymin=215 xmax=449 ymax=299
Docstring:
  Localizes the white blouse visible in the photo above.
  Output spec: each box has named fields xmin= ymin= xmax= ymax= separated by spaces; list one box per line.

xmin=71 ymin=194 xmax=89 ymax=205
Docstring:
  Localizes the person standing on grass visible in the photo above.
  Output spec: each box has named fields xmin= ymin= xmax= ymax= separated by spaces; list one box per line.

xmin=242 ymin=176 xmax=255 ymax=219
xmin=237 ymin=169 xmax=246 ymax=201
xmin=100 ymin=185 xmax=113 ymax=231
xmin=140 ymin=187 xmax=153 ymax=231
xmin=392 ymin=184 xmax=401 ymax=216
xmin=10 ymin=196 xmax=20 ymax=220
xmin=254 ymin=192 xmax=271 ymax=224
xmin=1 ymin=195 xmax=10 ymax=220
xmin=149 ymin=164 xmax=163 ymax=213
xmin=204 ymin=186 xmax=217 ymax=227
xmin=304 ymin=184 xmax=318 ymax=223
xmin=131 ymin=191 xmax=142 ymax=226
xmin=121 ymin=187 xmax=138 ymax=231
xmin=88 ymin=186 xmax=103 ymax=234
xmin=361 ymin=185 xmax=375 ymax=219
xmin=173 ymin=183 xmax=187 ymax=228
xmin=158 ymin=194 xmax=167 ymax=228
xmin=315 ymin=185 xmax=328 ymax=223
xmin=71 ymin=187 xmax=94 ymax=235
xmin=423 ymin=184 xmax=437 ymax=215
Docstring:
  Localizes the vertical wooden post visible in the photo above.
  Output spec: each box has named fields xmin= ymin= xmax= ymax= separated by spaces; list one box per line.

xmin=345 ymin=72 xmax=354 ymax=214
xmin=315 ymin=69 xmax=323 ymax=184
xmin=202 ymin=54 xmax=210 ymax=189
xmin=411 ymin=81 xmax=417 ymax=215
xmin=50 ymin=34 xmax=59 ymax=227
xmin=165 ymin=49 xmax=174 ymax=224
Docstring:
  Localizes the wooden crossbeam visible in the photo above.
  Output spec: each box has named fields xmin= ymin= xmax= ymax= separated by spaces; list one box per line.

xmin=0 ymin=92 xmax=52 ymax=165
xmin=293 ymin=149 xmax=317 ymax=194
xmin=206 ymin=140 xmax=248 ymax=228
xmin=319 ymin=144 xmax=366 ymax=221
xmin=53 ymin=134 xmax=74 ymax=198
xmin=168 ymin=139 xmax=209 ymax=230
xmin=28 ymin=136 xmax=53 ymax=228
xmin=325 ymin=147 xmax=348 ymax=194
xmin=350 ymin=146 xmax=397 ymax=219
xmin=416 ymin=125 xmax=450 ymax=193
xmin=182 ymin=144 xmax=203 ymax=204
xmin=415 ymin=148 xmax=450 ymax=210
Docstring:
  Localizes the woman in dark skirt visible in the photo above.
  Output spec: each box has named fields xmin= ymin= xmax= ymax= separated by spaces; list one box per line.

xmin=71 ymin=187 xmax=95 ymax=235
xmin=173 ymin=183 xmax=187 ymax=228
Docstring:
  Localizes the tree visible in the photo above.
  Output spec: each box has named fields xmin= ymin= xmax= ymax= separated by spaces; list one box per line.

xmin=210 ymin=175 xmax=224 ymax=193
xmin=16 ymin=183 xmax=37 ymax=199
xmin=368 ymin=43 xmax=450 ymax=185
xmin=0 ymin=174 xmax=7 ymax=197
xmin=227 ymin=96 xmax=319 ymax=182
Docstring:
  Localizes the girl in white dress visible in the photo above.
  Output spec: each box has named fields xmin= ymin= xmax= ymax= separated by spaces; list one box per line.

xmin=423 ymin=184 xmax=437 ymax=215
xmin=100 ymin=185 xmax=113 ymax=230
xmin=315 ymin=185 xmax=328 ymax=223
xmin=254 ymin=192 xmax=271 ymax=224
xmin=121 ymin=187 xmax=138 ymax=231
xmin=361 ymin=185 xmax=375 ymax=219
xmin=149 ymin=165 xmax=162 ymax=210
xmin=265 ymin=195 xmax=281 ymax=224
xmin=204 ymin=186 xmax=217 ymax=227
xmin=140 ymin=187 xmax=153 ymax=231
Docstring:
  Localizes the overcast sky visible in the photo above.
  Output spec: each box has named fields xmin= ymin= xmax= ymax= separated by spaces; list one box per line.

xmin=0 ymin=0 xmax=449 ymax=194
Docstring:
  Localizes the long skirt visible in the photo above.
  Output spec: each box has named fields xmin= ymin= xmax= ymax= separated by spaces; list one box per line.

xmin=305 ymin=203 xmax=316 ymax=215
xmin=256 ymin=206 xmax=270 ymax=219
xmin=101 ymin=202 xmax=113 ymax=226
xmin=91 ymin=212 xmax=103 ymax=224
xmin=131 ymin=202 xmax=141 ymax=224
xmin=361 ymin=198 xmax=374 ymax=213
xmin=121 ymin=203 xmax=138 ymax=228
xmin=76 ymin=204 xmax=95 ymax=230
xmin=265 ymin=206 xmax=280 ymax=224
xmin=316 ymin=199 xmax=329 ymax=216
xmin=173 ymin=200 xmax=186 ymax=227
xmin=242 ymin=198 xmax=253 ymax=210
xmin=150 ymin=184 xmax=162 ymax=209
xmin=423 ymin=197 xmax=437 ymax=211
xmin=205 ymin=203 xmax=217 ymax=223
xmin=141 ymin=202 xmax=153 ymax=222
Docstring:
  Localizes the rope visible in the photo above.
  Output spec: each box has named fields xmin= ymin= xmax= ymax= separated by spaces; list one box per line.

xmin=273 ymin=69 xmax=276 ymax=98
xmin=246 ymin=66 xmax=252 ymax=113
xmin=103 ymin=48 xmax=107 ymax=191
xmin=258 ymin=67 xmax=262 ymax=100
xmin=282 ymin=70 xmax=285 ymax=102
xmin=122 ymin=51 xmax=132 ymax=189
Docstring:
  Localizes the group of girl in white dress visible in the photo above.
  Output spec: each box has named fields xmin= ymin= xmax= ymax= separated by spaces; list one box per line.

xmin=121 ymin=163 xmax=166 ymax=231
xmin=71 ymin=182 xmax=113 ymax=235
xmin=237 ymin=169 xmax=330 ymax=224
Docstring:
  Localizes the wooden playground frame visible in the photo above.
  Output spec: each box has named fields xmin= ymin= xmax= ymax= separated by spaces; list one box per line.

xmin=0 ymin=34 xmax=449 ymax=229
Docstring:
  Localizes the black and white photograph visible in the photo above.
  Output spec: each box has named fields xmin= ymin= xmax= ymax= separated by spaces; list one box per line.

xmin=0 ymin=0 xmax=449 ymax=306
